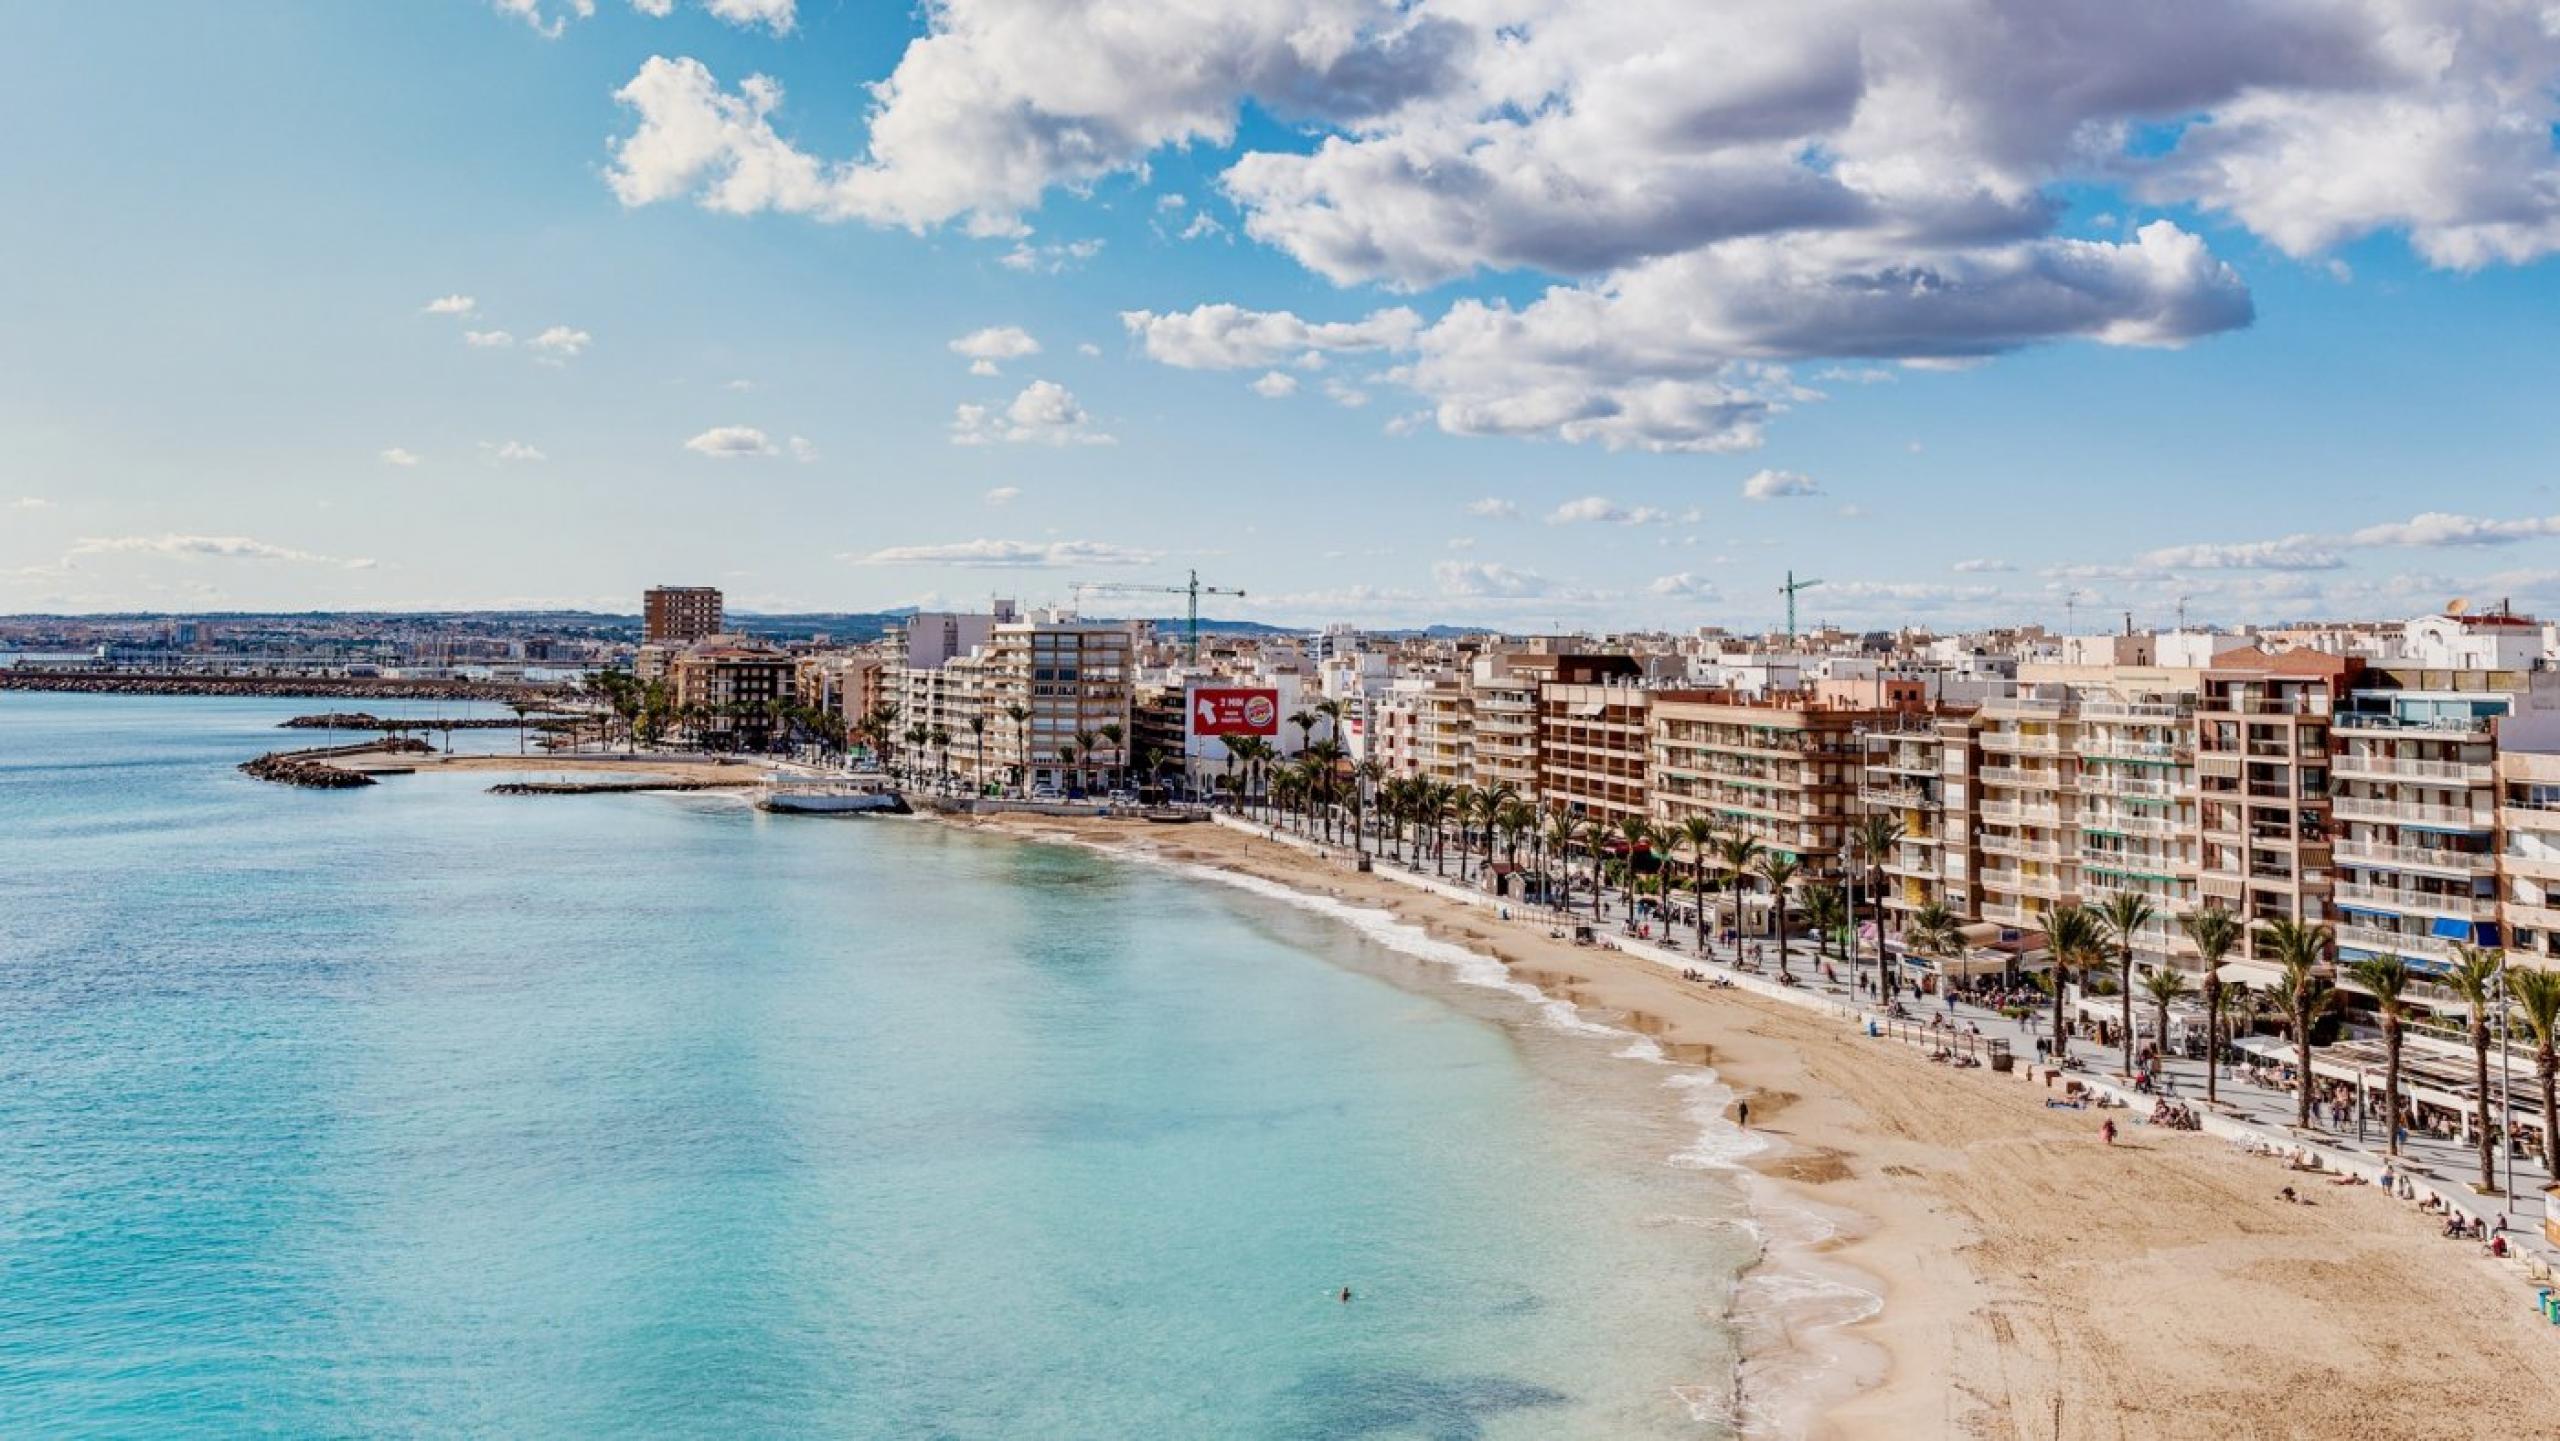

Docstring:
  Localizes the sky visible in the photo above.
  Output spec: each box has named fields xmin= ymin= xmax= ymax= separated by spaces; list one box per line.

xmin=6 ymin=0 xmax=2560 ymax=633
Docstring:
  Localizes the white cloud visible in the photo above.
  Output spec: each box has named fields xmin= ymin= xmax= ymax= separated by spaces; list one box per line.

xmin=2345 ymin=512 xmax=2560 ymax=548
xmin=1548 ymin=495 xmax=1672 ymax=526
xmin=67 ymin=534 xmax=333 ymax=564
xmin=1741 ymin=468 xmax=1819 ymax=501
xmin=1814 ymin=366 xmax=1895 ymax=384
xmin=1433 ymin=560 xmax=1549 ymax=598
xmin=998 ymin=239 xmax=1102 ymax=273
xmin=463 ymin=329 xmax=515 ymax=348
xmin=2142 ymin=536 xmax=2344 ymax=571
xmin=1464 ymin=497 xmax=1521 ymax=520
xmin=969 ymin=359 xmax=1002 ymax=377
xmin=596 ymin=0 xmax=2560 ymax=461
xmin=1120 ymin=304 xmax=1421 ymax=370
xmin=1251 ymin=371 xmax=1299 ymax=398
xmin=950 ymin=325 xmax=1041 ymax=360
xmin=1648 ymin=572 xmax=1720 ymax=599
xmin=483 ymin=440 xmax=548 ymax=464
xmin=12 ymin=496 xmax=56 ymax=510
xmin=1446 ymin=536 xmax=1476 ymax=550
xmin=860 ymin=538 xmax=1158 ymax=568
xmin=491 ymin=0 xmax=594 ymax=40
xmin=1323 ymin=378 xmax=1369 ymax=408
xmin=702 ymin=0 xmax=794 ymax=35
xmin=723 ymin=377 xmax=756 ymax=391
xmin=632 ymin=0 xmax=674 ymax=15
xmin=984 ymin=486 xmax=1021 ymax=507
xmin=788 ymin=435 xmax=818 ymax=463
xmin=1077 ymin=342 xmax=1102 ymax=357
xmin=420 ymin=294 xmax=476 ymax=317
xmin=1952 ymin=558 xmax=2013 ymax=573
xmin=684 ymin=425 xmax=779 ymax=458
xmin=529 ymin=325 xmax=592 ymax=359
xmin=378 ymin=448 xmax=422 ymax=467
xmin=951 ymin=379 xmax=1114 ymax=446
xmin=1158 ymin=193 xmax=1189 ymax=212
xmin=1179 ymin=212 xmax=1228 ymax=242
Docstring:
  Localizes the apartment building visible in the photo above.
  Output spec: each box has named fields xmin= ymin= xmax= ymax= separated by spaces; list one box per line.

xmin=643 ymin=586 xmax=724 ymax=645
xmin=1650 ymin=693 xmax=1892 ymax=879
xmin=2498 ymin=747 xmax=2560 ymax=973
xmin=986 ymin=611 xmax=1136 ymax=790
xmin=1414 ymin=674 xmax=1474 ymax=787
xmin=1469 ymin=652 xmax=1558 ymax=801
xmin=2332 ymin=615 xmax=2560 ymax=973
xmin=2072 ymin=682 xmax=2204 ymax=968
xmin=666 ymin=634 xmax=794 ymax=746
xmin=1972 ymin=691 xmax=2078 ymax=932
xmin=2196 ymin=646 xmax=2358 ymax=963
xmin=1536 ymin=657 xmax=1648 ymax=824
xmin=1858 ymin=712 xmax=1978 ymax=923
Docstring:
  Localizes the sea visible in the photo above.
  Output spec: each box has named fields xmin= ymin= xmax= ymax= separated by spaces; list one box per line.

xmin=0 ymin=692 xmax=1786 ymax=1439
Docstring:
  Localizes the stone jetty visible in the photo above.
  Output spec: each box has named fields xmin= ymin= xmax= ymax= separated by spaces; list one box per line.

xmin=238 ymin=739 xmax=431 ymax=788
xmin=3 ymin=671 xmax=566 ymax=702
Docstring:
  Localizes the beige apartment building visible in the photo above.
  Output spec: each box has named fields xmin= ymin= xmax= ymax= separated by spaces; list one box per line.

xmin=1650 ymin=693 xmax=1892 ymax=880
xmin=667 ymin=634 xmax=794 ymax=747
xmin=2071 ymin=682 xmax=2204 ymax=968
xmin=2498 ymin=748 xmax=2560 ymax=974
xmin=1972 ymin=691 xmax=2077 ymax=933
xmin=987 ymin=612 xmax=1136 ymax=791
xmin=1469 ymin=652 xmax=1558 ymax=801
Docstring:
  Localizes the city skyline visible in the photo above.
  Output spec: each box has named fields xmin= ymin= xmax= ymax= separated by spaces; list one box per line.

xmin=8 ymin=1 xmax=2560 ymax=631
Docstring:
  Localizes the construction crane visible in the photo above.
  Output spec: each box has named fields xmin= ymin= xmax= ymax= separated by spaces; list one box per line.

xmin=1071 ymin=568 xmax=1245 ymax=664
xmin=1777 ymin=570 xmax=1822 ymax=641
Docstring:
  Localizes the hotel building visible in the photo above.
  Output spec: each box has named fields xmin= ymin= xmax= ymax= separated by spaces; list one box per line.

xmin=643 ymin=586 xmax=724 ymax=646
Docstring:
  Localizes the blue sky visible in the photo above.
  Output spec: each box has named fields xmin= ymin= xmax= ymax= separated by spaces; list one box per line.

xmin=6 ymin=0 xmax=2560 ymax=631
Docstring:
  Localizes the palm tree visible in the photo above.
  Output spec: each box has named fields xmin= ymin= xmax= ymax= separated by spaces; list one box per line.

xmin=1004 ymin=702 xmax=1031 ymax=795
xmin=2040 ymin=904 xmax=2105 ymax=1061
xmin=2097 ymin=891 xmax=2156 ymax=1076
xmin=2445 ymin=945 xmax=2505 ymax=1193
xmin=1289 ymin=708 xmax=1318 ymax=763
xmin=1676 ymin=817 xmax=1720 ymax=953
xmin=2347 ymin=955 xmax=2413 ymax=1156
xmin=1617 ymin=815 xmax=1656 ymax=917
xmin=1350 ymin=758 xmax=1384 ymax=856
xmin=968 ymin=714 xmax=988 ymax=792
xmin=1905 ymin=901 xmax=1964 ymax=987
xmin=1474 ymin=784 xmax=1519 ymax=882
xmin=2258 ymin=918 xmax=2335 ymax=1131
xmin=1802 ymin=883 xmax=1846 ymax=965
xmin=1717 ymin=834 xmax=1763 ymax=947
xmin=1755 ymin=854 xmax=1801 ymax=974
xmin=1098 ymin=721 xmax=1126 ymax=791
xmin=1847 ymin=813 xmax=1903 ymax=996
xmin=2139 ymin=967 xmax=2192 ymax=1080
xmin=928 ymin=726 xmax=952 ymax=781
xmin=2179 ymin=907 xmax=2244 ymax=1107
xmin=2506 ymin=967 xmax=2560 ymax=1188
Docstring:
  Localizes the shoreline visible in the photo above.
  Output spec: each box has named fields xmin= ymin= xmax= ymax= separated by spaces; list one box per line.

xmin=934 ymin=810 xmax=2560 ymax=1440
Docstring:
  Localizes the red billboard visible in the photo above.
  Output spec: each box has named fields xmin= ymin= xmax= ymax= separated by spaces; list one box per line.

xmin=1190 ymin=687 xmax=1280 ymax=737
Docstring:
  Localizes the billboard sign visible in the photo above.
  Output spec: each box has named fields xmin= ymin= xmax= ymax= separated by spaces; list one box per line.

xmin=1191 ymin=687 xmax=1280 ymax=737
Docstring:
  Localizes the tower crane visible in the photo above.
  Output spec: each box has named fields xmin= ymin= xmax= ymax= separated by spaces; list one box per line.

xmin=1070 ymin=568 xmax=1245 ymax=664
xmin=1777 ymin=570 xmax=1822 ymax=642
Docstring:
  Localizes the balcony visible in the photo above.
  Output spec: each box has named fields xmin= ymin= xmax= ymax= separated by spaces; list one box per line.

xmin=2079 ymin=738 xmax=2190 ymax=763
xmin=2334 ymin=711 xmax=2492 ymax=737
xmin=1980 ymin=731 xmax=2065 ymax=755
xmin=1862 ymin=783 xmax=1935 ymax=809
xmin=2083 ymin=773 xmax=2184 ymax=799
xmin=2080 ymin=699 xmax=2188 ymax=721
xmin=2330 ymin=796 xmax=2492 ymax=829
xmin=1981 ymin=833 xmax=2067 ymax=861
xmin=1981 ymin=868 xmax=2069 ymax=898
xmin=1980 ymin=902 xmax=2036 ymax=928
xmin=2333 ymin=883 xmax=2497 ymax=920
xmin=1978 ymin=764 xmax=2062 ymax=788
xmin=2336 ymin=924 xmax=2460 ymax=963
xmin=1979 ymin=799 xmax=2064 ymax=825
xmin=2079 ymin=810 xmax=2181 ymax=839
xmin=2330 ymin=839 xmax=2495 ymax=875
xmin=2331 ymin=753 xmax=2493 ymax=785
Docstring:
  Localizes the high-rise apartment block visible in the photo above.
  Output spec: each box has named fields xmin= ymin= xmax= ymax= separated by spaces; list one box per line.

xmin=643 ymin=586 xmax=725 ymax=645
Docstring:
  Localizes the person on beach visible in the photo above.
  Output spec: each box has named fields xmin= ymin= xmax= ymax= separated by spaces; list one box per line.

xmin=1737 ymin=1099 xmax=1750 ymax=1129
xmin=2101 ymin=1118 xmax=2117 ymax=1146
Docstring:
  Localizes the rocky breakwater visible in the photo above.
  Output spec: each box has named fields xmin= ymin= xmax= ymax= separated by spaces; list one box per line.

xmin=239 ymin=739 xmax=432 ymax=788
xmin=3 ymin=671 xmax=567 ymax=702
xmin=279 ymin=712 xmax=529 ymax=730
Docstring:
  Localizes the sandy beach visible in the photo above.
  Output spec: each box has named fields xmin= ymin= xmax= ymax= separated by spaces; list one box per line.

xmin=947 ymin=812 xmax=2560 ymax=1441
xmin=334 ymin=749 xmax=768 ymax=784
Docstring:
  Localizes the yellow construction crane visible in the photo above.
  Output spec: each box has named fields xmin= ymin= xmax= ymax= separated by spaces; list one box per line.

xmin=1071 ymin=569 xmax=1246 ymax=664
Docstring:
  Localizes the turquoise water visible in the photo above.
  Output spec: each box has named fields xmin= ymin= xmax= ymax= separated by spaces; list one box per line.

xmin=0 ymin=694 xmax=1751 ymax=1438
